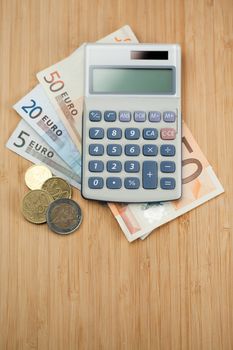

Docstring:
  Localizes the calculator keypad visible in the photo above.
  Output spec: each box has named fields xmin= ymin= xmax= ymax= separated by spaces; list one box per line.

xmin=85 ymin=109 xmax=180 ymax=201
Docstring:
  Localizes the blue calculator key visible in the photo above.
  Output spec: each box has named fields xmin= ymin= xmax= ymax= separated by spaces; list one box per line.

xmin=142 ymin=161 xmax=158 ymax=189
xmin=160 ymin=178 xmax=176 ymax=189
xmin=160 ymin=144 xmax=176 ymax=156
xmin=160 ymin=161 xmax=176 ymax=173
xmin=89 ymin=127 xmax=104 ymax=139
xmin=107 ymin=161 xmax=122 ymax=172
xmin=124 ymin=177 xmax=140 ymax=189
xmin=107 ymin=128 xmax=122 ymax=139
xmin=143 ymin=144 xmax=158 ymax=156
xmin=125 ymin=144 xmax=140 ymax=156
xmin=134 ymin=111 xmax=146 ymax=122
xmin=89 ymin=144 xmax=104 ymax=156
xmin=124 ymin=161 xmax=140 ymax=173
xmin=125 ymin=128 xmax=140 ymax=140
xmin=88 ymin=160 xmax=104 ymax=172
xmin=119 ymin=111 xmax=131 ymax=122
xmin=106 ymin=177 xmax=122 ymax=189
xmin=107 ymin=144 xmax=122 ymax=156
xmin=104 ymin=111 xmax=117 ymax=122
xmin=88 ymin=177 xmax=104 ymax=189
xmin=143 ymin=128 xmax=158 ymax=140
xmin=148 ymin=111 xmax=161 ymax=122
xmin=89 ymin=110 xmax=102 ymax=121
xmin=163 ymin=111 xmax=176 ymax=122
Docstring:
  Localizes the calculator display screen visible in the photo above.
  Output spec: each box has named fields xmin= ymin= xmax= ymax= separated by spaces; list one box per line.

xmin=91 ymin=67 xmax=174 ymax=94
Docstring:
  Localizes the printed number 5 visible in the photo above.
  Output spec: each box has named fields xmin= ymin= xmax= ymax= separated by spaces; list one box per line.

xmin=13 ymin=131 xmax=30 ymax=148
xmin=43 ymin=71 xmax=64 ymax=92
xmin=44 ymin=71 xmax=61 ymax=83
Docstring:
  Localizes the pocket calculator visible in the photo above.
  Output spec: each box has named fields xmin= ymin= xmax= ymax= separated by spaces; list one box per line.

xmin=82 ymin=43 xmax=181 ymax=203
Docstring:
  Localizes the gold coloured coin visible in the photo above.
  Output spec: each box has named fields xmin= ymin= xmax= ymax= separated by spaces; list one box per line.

xmin=25 ymin=165 xmax=52 ymax=190
xmin=22 ymin=190 xmax=54 ymax=224
xmin=42 ymin=177 xmax=72 ymax=200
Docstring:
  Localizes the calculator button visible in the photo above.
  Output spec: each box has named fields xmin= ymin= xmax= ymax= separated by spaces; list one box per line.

xmin=89 ymin=144 xmax=104 ymax=156
xmin=125 ymin=144 xmax=140 ymax=156
xmin=104 ymin=111 xmax=117 ymax=122
xmin=148 ymin=111 xmax=161 ymax=122
xmin=107 ymin=144 xmax=122 ymax=156
xmin=89 ymin=110 xmax=102 ymax=121
xmin=88 ymin=160 xmax=104 ymax=172
xmin=134 ymin=111 xmax=146 ymax=122
xmin=163 ymin=111 xmax=176 ymax=122
xmin=143 ymin=144 xmax=158 ymax=156
xmin=107 ymin=128 xmax=122 ymax=139
xmin=143 ymin=128 xmax=158 ymax=140
xmin=160 ymin=128 xmax=176 ymax=140
xmin=160 ymin=161 xmax=176 ymax=173
xmin=89 ymin=127 xmax=104 ymax=139
xmin=125 ymin=128 xmax=140 ymax=140
xmin=119 ymin=111 xmax=131 ymax=122
xmin=124 ymin=161 xmax=140 ymax=173
xmin=160 ymin=178 xmax=176 ymax=189
xmin=142 ymin=161 xmax=158 ymax=189
xmin=124 ymin=177 xmax=140 ymax=189
xmin=160 ymin=145 xmax=176 ymax=156
xmin=107 ymin=161 xmax=122 ymax=172
xmin=88 ymin=177 xmax=104 ymax=189
xmin=106 ymin=177 xmax=122 ymax=189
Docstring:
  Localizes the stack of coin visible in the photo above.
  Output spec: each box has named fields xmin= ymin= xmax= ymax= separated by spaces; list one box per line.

xmin=22 ymin=165 xmax=82 ymax=234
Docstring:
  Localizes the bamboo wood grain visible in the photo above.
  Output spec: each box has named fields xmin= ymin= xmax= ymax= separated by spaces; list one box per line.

xmin=0 ymin=0 xmax=232 ymax=349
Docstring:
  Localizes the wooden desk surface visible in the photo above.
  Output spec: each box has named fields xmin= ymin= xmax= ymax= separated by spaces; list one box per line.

xmin=0 ymin=0 xmax=232 ymax=349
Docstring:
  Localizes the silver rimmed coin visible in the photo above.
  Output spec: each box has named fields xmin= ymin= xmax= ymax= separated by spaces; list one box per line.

xmin=46 ymin=198 xmax=82 ymax=234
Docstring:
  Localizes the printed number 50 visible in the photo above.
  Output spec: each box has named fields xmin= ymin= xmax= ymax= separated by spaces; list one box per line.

xmin=43 ymin=71 xmax=64 ymax=92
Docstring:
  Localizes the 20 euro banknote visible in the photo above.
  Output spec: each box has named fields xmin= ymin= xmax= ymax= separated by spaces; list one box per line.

xmin=108 ymin=123 xmax=224 ymax=242
xmin=37 ymin=25 xmax=138 ymax=151
xmin=6 ymin=120 xmax=81 ymax=189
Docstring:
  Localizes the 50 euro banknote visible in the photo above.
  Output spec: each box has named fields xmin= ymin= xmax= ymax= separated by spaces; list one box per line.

xmin=6 ymin=120 xmax=81 ymax=189
xmin=37 ymin=25 xmax=138 ymax=151
xmin=109 ymin=123 xmax=224 ymax=242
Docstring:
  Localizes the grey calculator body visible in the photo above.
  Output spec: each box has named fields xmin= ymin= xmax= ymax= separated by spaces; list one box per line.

xmin=82 ymin=44 xmax=181 ymax=203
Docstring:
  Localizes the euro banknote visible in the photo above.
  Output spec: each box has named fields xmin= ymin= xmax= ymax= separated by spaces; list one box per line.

xmin=6 ymin=120 xmax=81 ymax=189
xmin=108 ymin=123 xmax=224 ymax=242
xmin=13 ymin=84 xmax=81 ymax=175
xmin=37 ymin=25 xmax=138 ymax=151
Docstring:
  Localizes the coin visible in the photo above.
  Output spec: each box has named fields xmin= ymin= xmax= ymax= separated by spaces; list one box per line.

xmin=46 ymin=198 xmax=82 ymax=234
xmin=42 ymin=177 xmax=72 ymax=200
xmin=22 ymin=190 xmax=54 ymax=224
xmin=25 ymin=165 xmax=52 ymax=190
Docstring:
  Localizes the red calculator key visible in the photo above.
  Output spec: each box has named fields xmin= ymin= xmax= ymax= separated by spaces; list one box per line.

xmin=160 ymin=128 xmax=176 ymax=140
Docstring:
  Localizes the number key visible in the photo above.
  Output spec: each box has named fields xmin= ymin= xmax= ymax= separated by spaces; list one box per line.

xmin=124 ymin=161 xmax=140 ymax=173
xmin=88 ymin=177 xmax=104 ymax=189
xmin=125 ymin=144 xmax=140 ymax=156
xmin=89 ymin=127 xmax=104 ymax=139
xmin=88 ymin=160 xmax=104 ymax=172
xmin=107 ymin=144 xmax=122 ymax=156
xmin=107 ymin=161 xmax=122 ymax=172
xmin=89 ymin=144 xmax=104 ymax=156
xmin=107 ymin=128 xmax=122 ymax=139
xmin=125 ymin=128 xmax=140 ymax=140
